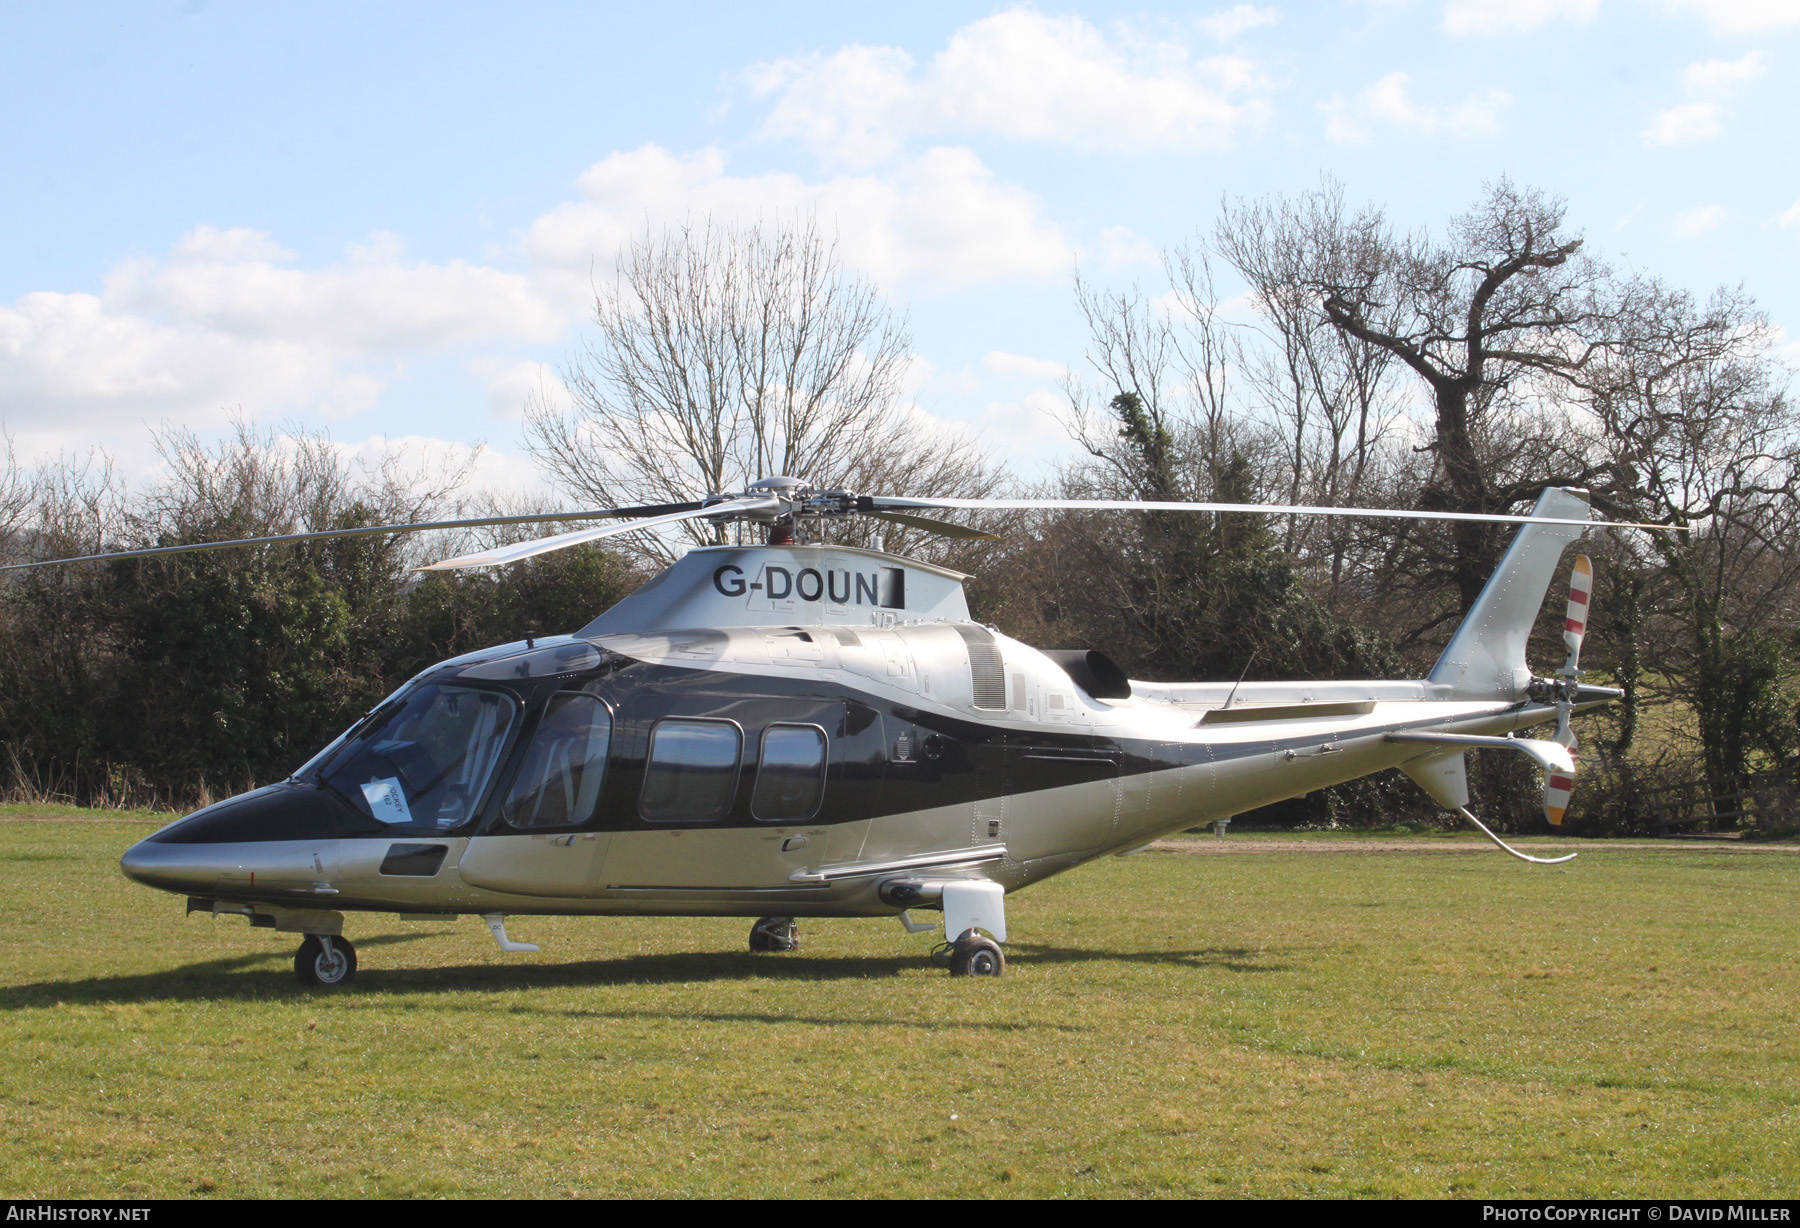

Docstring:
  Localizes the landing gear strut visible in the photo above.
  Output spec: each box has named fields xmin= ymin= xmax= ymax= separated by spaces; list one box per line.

xmin=748 ymin=916 xmax=799 ymax=952
xmin=948 ymin=929 xmax=1005 ymax=977
xmin=884 ymin=878 xmax=1011 ymax=977
xmin=295 ymin=934 xmax=357 ymax=987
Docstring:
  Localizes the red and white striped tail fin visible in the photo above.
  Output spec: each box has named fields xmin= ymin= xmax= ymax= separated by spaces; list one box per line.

xmin=1562 ymin=554 xmax=1592 ymax=672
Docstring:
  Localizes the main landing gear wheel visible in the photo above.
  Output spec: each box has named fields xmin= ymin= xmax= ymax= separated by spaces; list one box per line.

xmin=748 ymin=916 xmax=799 ymax=953
xmin=948 ymin=929 xmax=1004 ymax=978
xmin=295 ymin=934 xmax=357 ymax=988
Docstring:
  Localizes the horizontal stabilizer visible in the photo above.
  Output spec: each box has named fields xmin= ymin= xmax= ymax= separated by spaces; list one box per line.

xmin=1386 ymin=731 xmax=1575 ymax=774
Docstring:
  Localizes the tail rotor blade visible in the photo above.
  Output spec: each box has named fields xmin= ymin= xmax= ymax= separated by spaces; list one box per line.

xmin=1545 ymin=554 xmax=1592 ymax=826
xmin=1544 ymin=760 xmax=1576 ymax=827
xmin=1562 ymin=554 xmax=1592 ymax=675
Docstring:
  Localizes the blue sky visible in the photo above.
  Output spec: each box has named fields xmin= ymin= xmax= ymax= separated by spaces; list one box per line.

xmin=2 ymin=0 xmax=1796 ymax=492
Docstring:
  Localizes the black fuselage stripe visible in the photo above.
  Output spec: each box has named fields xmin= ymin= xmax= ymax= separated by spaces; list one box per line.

xmin=154 ymin=650 xmax=1527 ymax=844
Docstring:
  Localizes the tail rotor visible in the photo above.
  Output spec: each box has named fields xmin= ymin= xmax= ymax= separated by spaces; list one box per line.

xmin=1543 ymin=555 xmax=1591 ymax=826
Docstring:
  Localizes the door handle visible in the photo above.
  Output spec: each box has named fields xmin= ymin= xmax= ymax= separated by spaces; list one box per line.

xmin=781 ymin=836 xmax=809 ymax=852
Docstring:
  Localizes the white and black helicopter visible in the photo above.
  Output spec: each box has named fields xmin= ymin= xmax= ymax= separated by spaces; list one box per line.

xmin=13 ymin=479 xmax=1637 ymax=986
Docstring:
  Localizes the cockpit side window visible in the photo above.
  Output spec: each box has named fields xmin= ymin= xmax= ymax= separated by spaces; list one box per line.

xmin=320 ymin=684 xmax=518 ymax=833
xmin=640 ymin=719 xmax=742 ymax=821
xmin=751 ymin=724 xmax=827 ymax=822
xmin=501 ymin=693 xmax=613 ymax=830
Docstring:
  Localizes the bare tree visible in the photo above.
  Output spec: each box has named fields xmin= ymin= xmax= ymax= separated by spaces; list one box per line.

xmin=1293 ymin=179 xmax=1659 ymax=611
xmin=0 ymin=436 xmax=33 ymax=564
xmin=1063 ymin=255 xmax=1265 ymax=505
xmin=525 ymin=217 xmax=1001 ymax=562
xmin=1580 ymin=291 xmax=1800 ymax=795
xmin=132 ymin=420 xmax=476 ymax=570
xmin=1212 ymin=184 xmax=1411 ymax=587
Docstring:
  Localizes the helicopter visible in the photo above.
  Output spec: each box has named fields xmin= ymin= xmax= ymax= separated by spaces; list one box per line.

xmin=10 ymin=478 xmax=1642 ymax=986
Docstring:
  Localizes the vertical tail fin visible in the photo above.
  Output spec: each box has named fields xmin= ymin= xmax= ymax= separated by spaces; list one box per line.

xmin=1427 ymin=488 xmax=1591 ymax=701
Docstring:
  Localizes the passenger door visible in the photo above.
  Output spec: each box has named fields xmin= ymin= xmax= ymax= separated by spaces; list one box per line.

xmin=598 ymin=700 xmax=847 ymax=890
xmin=457 ymin=691 xmax=614 ymax=898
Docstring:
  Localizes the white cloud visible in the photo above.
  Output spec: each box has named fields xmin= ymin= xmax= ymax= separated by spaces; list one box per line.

xmin=1683 ymin=51 xmax=1764 ymax=92
xmin=1644 ymin=51 xmax=1763 ymax=145
xmin=983 ymin=351 xmax=1068 ymax=381
xmin=1777 ymin=327 xmax=1800 ymax=370
xmin=1443 ymin=0 xmax=1600 ymax=35
xmin=1780 ymin=200 xmax=1800 ymax=226
xmin=0 ymin=226 xmax=563 ymax=446
xmin=1098 ymin=225 xmax=1161 ymax=268
xmin=1199 ymin=5 xmax=1281 ymax=39
xmin=468 ymin=358 xmax=569 ymax=423
xmin=1673 ymin=205 xmax=1727 ymax=237
xmin=747 ymin=10 xmax=1271 ymax=165
xmin=526 ymin=143 xmax=1072 ymax=296
xmin=0 ymin=288 xmax=383 ymax=439
xmin=333 ymin=434 xmax=554 ymax=504
xmin=1325 ymin=72 xmax=1511 ymax=143
xmin=1665 ymin=0 xmax=1800 ymax=34
xmin=2 ymin=135 xmax=1077 ymax=456
xmin=1324 ymin=107 xmax=1370 ymax=146
xmin=104 ymin=226 xmax=562 ymax=354
xmin=1643 ymin=101 xmax=1723 ymax=143
xmin=976 ymin=390 xmax=1074 ymax=476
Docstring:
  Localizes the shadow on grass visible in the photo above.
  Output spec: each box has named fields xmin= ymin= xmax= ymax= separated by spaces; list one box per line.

xmin=0 ymin=930 xmax=451 ymax=1010
xmin=483 ymin=1001 xmax=1095 ymax=1032
xmin=0 ymin=939 xmax=1285 ymax=1010
xmin=1007 ymin=943 xmax=1290 ymax=974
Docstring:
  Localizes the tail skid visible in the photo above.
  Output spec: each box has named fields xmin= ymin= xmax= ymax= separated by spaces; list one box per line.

xmin=1456 ymin=806 xmax=1578 ymax=865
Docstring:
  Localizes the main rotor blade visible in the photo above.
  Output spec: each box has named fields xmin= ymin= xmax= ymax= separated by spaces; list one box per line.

xmin=416 ymin=496 xmax=781 ymax=571
xmin=0 ymin=500 xmax=708 ymax=573
xmin=861 ymin=510 xmax=1003 ymax=541
xmin=863 ymin=495 xmax=1670 ymax=533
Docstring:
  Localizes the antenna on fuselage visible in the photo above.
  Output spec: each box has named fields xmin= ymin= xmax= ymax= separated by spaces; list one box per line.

xmin=1223 ymin=648 xmax=1260 ymax=710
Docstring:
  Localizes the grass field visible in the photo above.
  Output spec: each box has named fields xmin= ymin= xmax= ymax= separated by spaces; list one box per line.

xmin=1 ymin=811 xmax=1796 ymax=1199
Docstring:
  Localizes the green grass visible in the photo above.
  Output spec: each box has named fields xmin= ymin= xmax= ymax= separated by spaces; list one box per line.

xmin=0 ymin=802 xmax=170 ymax=822
xmin=1 ymin=815 xmax=1797 ymax=1198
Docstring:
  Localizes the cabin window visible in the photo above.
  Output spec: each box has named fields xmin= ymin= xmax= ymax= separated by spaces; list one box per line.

xmin=751 ymin=724 xmax=827 ymax=822
xmin=501 ymin=693 xmax=613 ymax=829
xmin=320 ymin=684 xmax=517 ymax=832
xmin=640 ymin=719 xmax=742 ymax=821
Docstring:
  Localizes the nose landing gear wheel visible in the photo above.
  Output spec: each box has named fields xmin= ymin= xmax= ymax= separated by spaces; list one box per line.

xmin=748 ymin=916 xmax=799 ymax=952
xmin=948 ymin=930 xmax=1004 ymax=977
xmin=295 ymin=934 xmax=358 ymax=987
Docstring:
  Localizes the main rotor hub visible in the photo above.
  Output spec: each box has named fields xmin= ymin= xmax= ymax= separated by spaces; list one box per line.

xmin=720 ymin=479 xmax=866 ymax=541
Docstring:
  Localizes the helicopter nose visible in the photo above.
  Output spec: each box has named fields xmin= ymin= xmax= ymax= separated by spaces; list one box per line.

xmin=120 ymin=838 xmax=219 ymax=894
xmin=120 ymin=782 xmax=371 ymax=898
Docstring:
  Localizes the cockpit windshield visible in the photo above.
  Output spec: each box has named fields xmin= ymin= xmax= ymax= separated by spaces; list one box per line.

xmin=317 ymin=684 xmax=518 ymax=832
